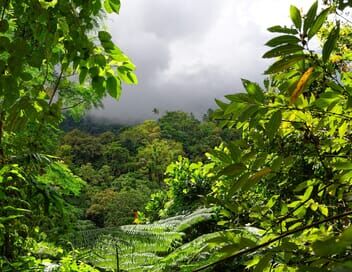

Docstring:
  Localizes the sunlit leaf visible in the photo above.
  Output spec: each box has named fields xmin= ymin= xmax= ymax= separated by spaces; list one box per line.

xmin=308 ymin=8 xmax=330 ymax=39
xmin=290 ymin=5 xmax=302 ymax=30
xmin=303 ymin=1 xmax=318 ymax=34
xmin=264 ymin=54 xmax=305 ymax=74
xmin=106 ymin=76 xmax=121 ymax=99
xmin=322 ymin=24 xmax=340 ymax=63
xmin=290 ymin=67 xmax=314 ymax=104
xmin=241 ymin=79 xmax=265 ymax=103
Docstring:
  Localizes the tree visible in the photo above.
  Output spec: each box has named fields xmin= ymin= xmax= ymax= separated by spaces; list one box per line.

xmin=0 ymin=0 xmax=136 ymax=269
xmin=164 ymin=1 xmax=352 ymax=271
xmin=136 ymin=139 xmax=184 ymax=184
xmin=101 ymin=141 xmax=130 ymax=175
xmin=159 ymin=111 xmax=200 ymax=156
xmin=146 ymin=156 xmax=215 ymax=219
xmin=118 ymin=120 xmax=161 ymax=154
xmin=159 ymin=111 xmax=224 ymax=160
xmin=61 ymin=129 xmax=104 ymax=166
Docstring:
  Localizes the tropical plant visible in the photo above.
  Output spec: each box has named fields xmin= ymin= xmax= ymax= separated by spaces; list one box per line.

xmin=146 ymin=156 xmax=215 ymax=219
xmin=72 ymin=208 xmax=215 ymax=271
xmin=167 ymin=1 xmax=352 ymax=271
xmin=0 ymin=0 xmax=136 ymax=268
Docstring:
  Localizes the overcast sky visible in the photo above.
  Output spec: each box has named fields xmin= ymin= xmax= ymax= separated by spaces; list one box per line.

xmin=90 ymin=0 xmax=314 ymax=124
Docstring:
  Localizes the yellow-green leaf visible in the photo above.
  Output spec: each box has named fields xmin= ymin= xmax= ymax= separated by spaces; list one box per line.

xmin=290 ymin=5 xmax=302 ymax=30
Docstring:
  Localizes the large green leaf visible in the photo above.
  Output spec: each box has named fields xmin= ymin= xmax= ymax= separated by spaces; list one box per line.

xmin=303 ymin=1 xmax=318 ymax=34
xmin=79 ymin=67 xmax=88 ymax=84
xmin=263 ymin=44 xmax=303 ymax=58
xmin=242 ymin=79 xmax=265 ymax=103
xmin=106 ymin=76 xmax=121 ymax=99
xmin=290 ymin=5 xmax=302 ymax=30
xmin=253 ymin=253 xmax=272 ymax=272
xmin=93 ymin=54 xmax=107 ymax=68
xmin=109 ymin=0 xmax=121 ymax=14
xmin=104 ymin=0 xmax=113 ymax=13
xmin=307 ymin=8 xmax=330 ymax=39
xmin=265 ymin=35 xmax=301 ymax=47
xmin=98 ymin=31 xmax=112 ymax=43
xmin=215 ymin=99 xmax=228 ymax=111
xmin=242 ymin=167 xmax=272 ymax=191
xmin=264 ymin=54 xmax=305 ymax=74
xmin=228 ymin=173 xmax=250 ymax=196
xmin=118 ymin=66 xmax=138 ymax=84
xmin=219 ymin=163 xmax=246 ymax=177
xmin=92 ymin=76 xmax=105 ymax=95
xmin=238 ymin=104 xmax=260 ymax=121
xmin=266 ymin=110 xmax=282 ymax=140
xmin=224 ymin=102 xmax=247 ymax=116
xmin=267 ymin=25 xmax=298 ymax=34
xmin=322 ymin=24 xmax=340 ymax=63
xmin=333 ymin=160 xmax=352 ymax=170
xmin=104 ymin=0 xmax=121 ymax=14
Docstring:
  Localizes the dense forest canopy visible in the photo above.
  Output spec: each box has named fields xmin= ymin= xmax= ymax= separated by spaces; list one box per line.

xmin=2 ymin=0 xmax=352 ymax=271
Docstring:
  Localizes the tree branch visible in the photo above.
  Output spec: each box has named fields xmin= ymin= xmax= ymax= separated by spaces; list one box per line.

xmin=193 ymin=210 xmax=352 ymax=271
xmin=49 ymin=69 xmax=64 ymax=106
xmin=61 ymin=100 xmax=85 ymax=111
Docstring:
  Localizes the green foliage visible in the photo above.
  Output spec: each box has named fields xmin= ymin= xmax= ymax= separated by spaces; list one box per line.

xmin=119 ymin=120 xmax=161 ymax=154
xmin=73 ymin=208 xmax=215 ymax=271
xmin=38 ymin=162 xmax=86 ymax=196
xmin=0 ymin=0 xmax=136 ymax=268
xmin=146 ymin=157 xmax=215 ymax=219
xmin=177 ymin=1 xmax=352 ymax=271
xmin=136 ymin=139 xmax=184 ymax=184
xmin=159 ymin=111 xmax=223 ymax=160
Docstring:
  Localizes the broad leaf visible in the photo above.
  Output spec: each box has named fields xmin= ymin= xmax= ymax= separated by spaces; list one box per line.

xmin=263 ymin=44 xmax=303 ymax=58
xmin=290 ymin=67 xmax=314 ymax=104
xmin=264 ymin=54 xmax=305 ymax=74
xmin=308 ymin=8 xmax=330 ymax=39
xmin=104 ymin=0 xmax=121 ymax=14
xmin=266 ymin=110 xmax=282 ymax=140
xmin=242 ymin=168 xmax=272 ymax=191
xmin=98 ymin=31 xmax=112 ymax=43
xmin=242 ymin=79 xmax=265 ymax=103
xmin=106 ymin=76 xmax=121 ymax=99
xmin=79 ymin=67 xmax=88 ymax=84
xmin=267 ymin=25 xmax=298 ymax=34
xmin=109 ymin=0 xmax=121 ymax=14
xmin=290 ymin=5 xmax=302 ymax=30
xmin=322 ymin=24 xmax=340 ymax=63
xmin=265 ymin=35 xmax=301 ymax=47
xmin=219 ymin=163 xmax=246 ymax=177
xmin=303 ymin=1 xmax=318 ymax=34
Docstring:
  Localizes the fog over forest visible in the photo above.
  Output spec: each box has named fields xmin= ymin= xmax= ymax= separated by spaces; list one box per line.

xmin=90 ymin=0 xmax=312 ymax=124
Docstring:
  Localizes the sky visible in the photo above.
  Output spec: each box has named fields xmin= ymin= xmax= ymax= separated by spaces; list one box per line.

xmin=90 ymin=0 xmax=314 ymax=124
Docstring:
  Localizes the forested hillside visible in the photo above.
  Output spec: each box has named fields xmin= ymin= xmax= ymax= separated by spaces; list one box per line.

xmin=58 ymin=111 xmax=237 ymax=229
xmin=2 ymin=0 xmax=352 ymax=271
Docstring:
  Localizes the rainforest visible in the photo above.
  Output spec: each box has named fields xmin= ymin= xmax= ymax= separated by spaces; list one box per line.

xmin=1 ymin=0 xmax=352 ymax=271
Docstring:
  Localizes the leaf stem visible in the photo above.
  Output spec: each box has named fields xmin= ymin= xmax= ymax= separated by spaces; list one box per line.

xmin=49 ymin=69 xmax=64 ymax=106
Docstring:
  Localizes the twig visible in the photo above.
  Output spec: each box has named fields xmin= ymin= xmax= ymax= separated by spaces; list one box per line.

xmin=336 ymin=11 xmax=352 ymax=25
xmin=193 ymin=210 xmax=352 ymax=271
xmin=49 ymin=69 xmax=64 ymax=106
xmin=61 ymin=100 xmax=85 ymax=110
